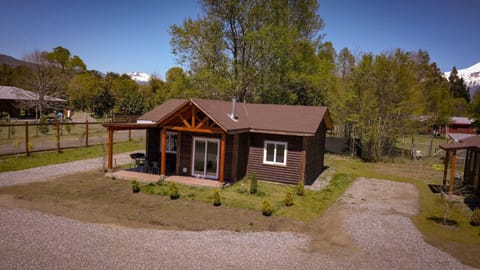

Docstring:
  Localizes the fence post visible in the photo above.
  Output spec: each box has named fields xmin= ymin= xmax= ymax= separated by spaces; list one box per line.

xmin=85 ymin=119 xmax=89 ymax=147
xmin=25 ymin=121 xmax=30 ymax=157
xmin=129 ymin=129 xmax=131 ymax=141
xmin=56 ymin=120 xmax=60 ymax=153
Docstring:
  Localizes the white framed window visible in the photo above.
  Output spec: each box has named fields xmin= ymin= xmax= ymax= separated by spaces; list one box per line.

xmin=164 ymin=132 xmax=177 ymax=153
xmin=263 ymin=140 xmax=287 ymax=166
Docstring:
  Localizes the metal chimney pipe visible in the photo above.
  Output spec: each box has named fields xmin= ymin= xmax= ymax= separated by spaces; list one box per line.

xmin=230 ymin=97 xmax=237 ymax=120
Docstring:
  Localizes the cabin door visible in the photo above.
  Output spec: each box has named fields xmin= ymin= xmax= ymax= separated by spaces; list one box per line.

xmin=192 ymin=137 xmax=219 ymax=179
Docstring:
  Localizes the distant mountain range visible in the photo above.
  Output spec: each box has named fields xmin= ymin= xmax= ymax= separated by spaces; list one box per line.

xmin=0 ymin=53 xmax=35 ymax=68
xmin=126 ymin=72 xmax=151 ymax=84
xmin=444 ymin=62 xmax=480 ymax=99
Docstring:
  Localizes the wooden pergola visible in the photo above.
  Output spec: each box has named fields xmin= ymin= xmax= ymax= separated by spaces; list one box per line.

xmin=440 ymin=142 xmax=469 ymax=195
xmin=103 ymin=102 xmax=227 ymax=183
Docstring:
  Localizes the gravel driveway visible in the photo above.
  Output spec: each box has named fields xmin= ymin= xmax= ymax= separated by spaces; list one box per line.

xmin=0 ymin=152 xmax=135 ymax=188
xmin=0 ymin=175 xmax=475 ymax=269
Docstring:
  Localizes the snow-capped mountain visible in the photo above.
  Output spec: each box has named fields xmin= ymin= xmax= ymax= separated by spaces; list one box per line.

xmin=444 ymin=62 xmax=480 ymax=98
xmin=126 ymin=72 xmax=151 ymax=84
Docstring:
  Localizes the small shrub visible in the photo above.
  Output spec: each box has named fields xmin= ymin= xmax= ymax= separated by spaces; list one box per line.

xmin=65 ymin=124 xmax=72 ymax=134
xmin=39 ymin=115 xmax=49 ymax=134
xmin=213 ymin=188 xmax=221 ymax=206
xmin=284 ymin=187 xmax=294 ymax=206
xmin=169 ymin=182 xmax=179 ymax=200
xmin=250 ymin=172 xmax=257 ymax=194
xmin=296 ymin=180 xmax=304 ymax=196
xmin=472 ymin=207 xmax=480 ymax=226
xmin=131 ymin=180 xmax=140 ymax=193
xmin=262 ymin=199 xmax=273 ymax=216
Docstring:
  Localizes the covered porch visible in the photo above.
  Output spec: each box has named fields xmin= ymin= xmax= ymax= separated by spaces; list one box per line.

xmin=440 ymin=136 xmax=480 ymax=196
xmin=103 ymin=100 xmax=228 ymax=184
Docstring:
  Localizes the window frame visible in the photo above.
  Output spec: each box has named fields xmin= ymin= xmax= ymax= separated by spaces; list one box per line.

xmin=263 ymin=140 xmax=287 ymax=166
xmin=165 ymin=131 xmax=178 ymax=153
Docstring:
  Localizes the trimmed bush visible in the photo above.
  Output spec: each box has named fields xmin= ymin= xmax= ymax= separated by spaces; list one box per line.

xmin=169 ymin=182 xmax=179 ymax=200
xmin=284 ymin=187 xmax=294 ymax=206
xmin=296 ymin=180 xmax=304 ymax=196
xmin=131 ymin=180 xmax=140 ymax=193
xmin=249 ymin=172 xmax=257 ymax=194
xmin=262 ymin=199 xmax=273 ymax=216
xmin=472 ymin=207 xmax=480 ymax=226
xmin=213 ymin=188 xmax=221 ymax=206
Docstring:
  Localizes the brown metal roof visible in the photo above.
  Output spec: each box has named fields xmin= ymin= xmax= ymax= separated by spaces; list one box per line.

xmin=440 ymin=135 xmax=480 ymax=150
xmin=137 ymin=99 xmax=188 ymax=123
xmin=0 ymin=85 xmax=66 ymax=102
xmin=136 ymin=98 xmax=332 ymax=136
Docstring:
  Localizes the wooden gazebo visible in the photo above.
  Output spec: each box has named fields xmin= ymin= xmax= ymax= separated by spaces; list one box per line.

xmin=439 ymin=135 xmax=480 ymax=196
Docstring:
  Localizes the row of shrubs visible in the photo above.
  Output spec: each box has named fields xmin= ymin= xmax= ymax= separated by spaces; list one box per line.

xmin=131 ymin=173 xmax=306 ymax=217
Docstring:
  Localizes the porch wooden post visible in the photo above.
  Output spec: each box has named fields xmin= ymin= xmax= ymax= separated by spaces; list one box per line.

xmin=85 ymin=119 xmax=89 ymax=147
xmin=443 ymin=150 xmax=449 ymax=188
xmin=25 ymin=121 xmax=30 ymax=157
xmin=449 ymin=150 xmax=457 ymax=195
xmin=56 ymin=120 xmax=60 ymax=153
xmin=107 ymin=128 xmax=113 ymax=171
xmin=219 ymin=132 xmax=226 ymax=184
xmin=161 ymin=128 xmax=167 ymax=176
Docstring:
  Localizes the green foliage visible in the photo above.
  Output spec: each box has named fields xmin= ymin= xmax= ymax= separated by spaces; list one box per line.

xmin=131 ymin=180 xmax=140 ymax=193
xmin=284 ymin=187 xmax=293 ymax=206
xmin=39 ymin=115 xmax=49 ymax=134
xmin=471 ymin=208 xmax=480 ymax=226
xmin=249 ymin=172 xmax=257 ymax=194
xmin=170 ymin=0 xmax=325 ymax=103
xmin=212 ymin=188 xmax=221 ymax=206
xmin=65 ymin=123 xmax=72 ymax=134
xmin=169 ymin=182 xmax=180 ymax=200
xmin=116 ymin=90 xmax=144 ymax=115
xmin=296 ymin=180 xmax=304 ymax=196
xmin=262 ymin=199 xmax=273 ymax=216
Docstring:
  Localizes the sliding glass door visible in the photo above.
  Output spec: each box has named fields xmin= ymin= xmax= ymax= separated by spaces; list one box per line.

xmin=192 ymin=137 xmax=219 ymax=179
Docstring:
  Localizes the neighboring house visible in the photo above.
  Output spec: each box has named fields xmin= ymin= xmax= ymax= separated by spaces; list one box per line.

xmin=103 ymin=98 xmax=333 ymax=185
xmin=447 ymin=116 xmax=475 ymax=135
xmin=440 ymin=135 xmax=480 ymax=197
xmin=0 ymin=85 xmax=66 ymax=118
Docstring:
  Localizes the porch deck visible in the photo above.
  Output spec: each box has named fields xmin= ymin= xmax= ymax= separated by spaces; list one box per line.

xmin=105 ymin=170 xmax=222 ymax=188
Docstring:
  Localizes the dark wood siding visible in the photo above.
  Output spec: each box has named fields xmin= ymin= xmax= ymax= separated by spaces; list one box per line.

xmin=179 ymin=133 xmax=192 ymax=176
xmin=224 ymin=135 xmax=234 ymax=181
xmin=246 ymin=133 xmax=303 ymax=185
xmin=235 ymin=133 xmax=249 ymax=181
xmin=304 ymin=121 xmax=327 ymax=184
xmin=146 ymin=128 xmax=160 ymax=162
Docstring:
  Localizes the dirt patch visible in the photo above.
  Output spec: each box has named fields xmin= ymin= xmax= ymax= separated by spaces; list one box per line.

xmin=0 ymin=171 xmax=304 ymax=232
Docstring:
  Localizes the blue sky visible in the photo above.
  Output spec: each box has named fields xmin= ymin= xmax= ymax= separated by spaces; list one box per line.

xmin=1 ymin=0 xmax=478 ymax=79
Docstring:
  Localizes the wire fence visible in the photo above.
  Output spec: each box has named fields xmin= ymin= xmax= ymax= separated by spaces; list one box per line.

xmin=0 ymin=120 xmax=145 ymax=156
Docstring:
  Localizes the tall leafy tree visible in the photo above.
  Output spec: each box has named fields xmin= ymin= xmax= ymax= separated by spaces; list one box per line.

xmin=448 ymin=66 xmax=470 ymax=103
xmin=170 ymin=0 xmax=325 ymax=103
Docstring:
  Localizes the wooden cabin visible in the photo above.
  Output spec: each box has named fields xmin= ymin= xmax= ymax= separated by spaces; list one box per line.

xmin=103 ymin=98 xmax=333 ymax=185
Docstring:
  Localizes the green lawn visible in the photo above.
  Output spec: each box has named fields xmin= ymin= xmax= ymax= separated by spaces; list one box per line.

xmin=140 ymin=173 xmax=355 ymax=221
xmin=0 ymin=139 xmax=144 ymax=172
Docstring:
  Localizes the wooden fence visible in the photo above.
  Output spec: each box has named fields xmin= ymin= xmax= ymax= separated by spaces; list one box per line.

xmin=0 ymin=120 xmax=145 ymax=156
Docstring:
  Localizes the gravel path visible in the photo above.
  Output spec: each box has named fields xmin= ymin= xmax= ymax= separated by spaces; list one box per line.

xmin=0 ymin=152 xmax=137 ymax=187
xmin=0 ymin=176 xmax=475 ymax=269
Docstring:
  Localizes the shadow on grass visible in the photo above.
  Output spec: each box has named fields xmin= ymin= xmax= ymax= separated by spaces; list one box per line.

xmin=427 ymin=216 xmax=458 ymax=226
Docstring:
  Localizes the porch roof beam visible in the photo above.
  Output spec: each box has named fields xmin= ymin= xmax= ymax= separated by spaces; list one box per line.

xmin=166 ymin=126 xmax=224 ymax=134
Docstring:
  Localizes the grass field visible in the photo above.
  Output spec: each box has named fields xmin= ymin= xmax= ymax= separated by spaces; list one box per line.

xmin=0 ymin=139 xmax=144 ymax=172
xmin=141 ymin=173 xmax=355 ymax=221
